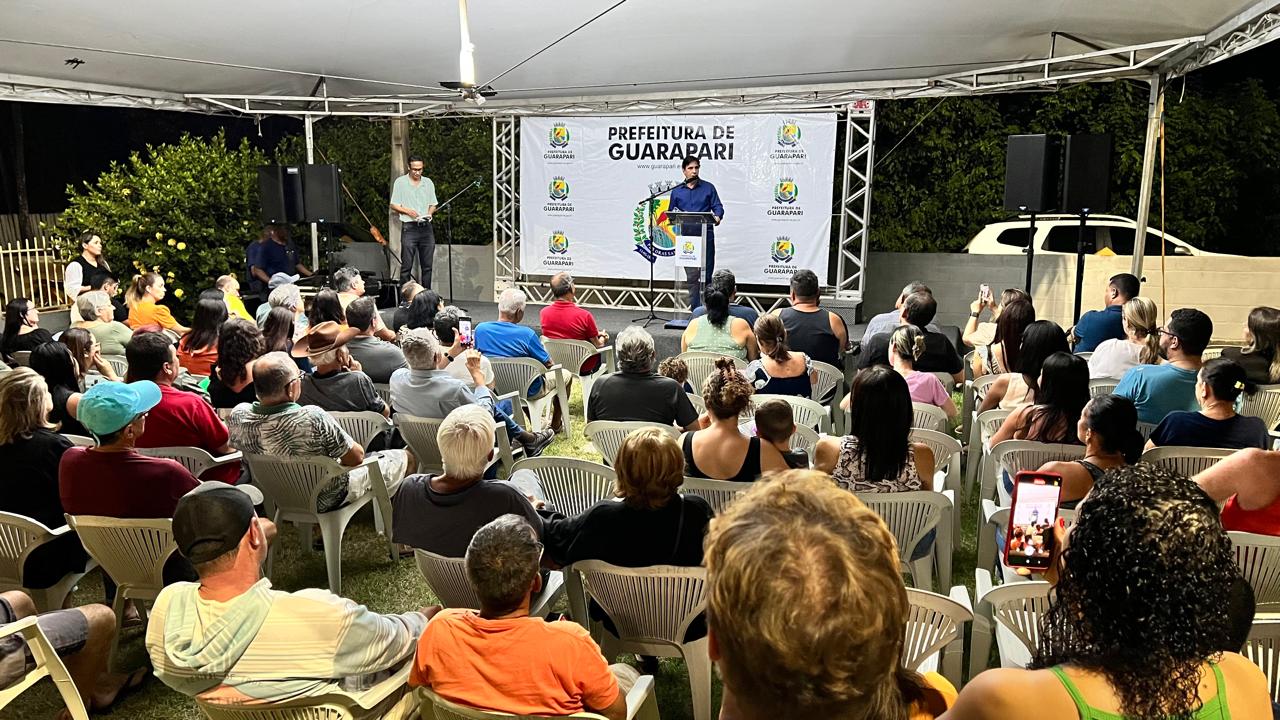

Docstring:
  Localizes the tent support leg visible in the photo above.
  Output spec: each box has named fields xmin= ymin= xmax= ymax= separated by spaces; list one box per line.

xmin=1130 ymin=73 xmax=1165 ymax=284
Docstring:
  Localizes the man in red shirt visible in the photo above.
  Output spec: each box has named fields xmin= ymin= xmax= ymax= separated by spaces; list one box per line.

xmin=539 ymin=272 xmax=608 ymax=375
xmin=125 ymin=332 xmax=240 ymax=484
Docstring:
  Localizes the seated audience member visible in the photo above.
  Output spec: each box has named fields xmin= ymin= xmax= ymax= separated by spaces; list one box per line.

xmin=1223 ymin=305 xmax=1280 ymax=385
xmin=1 ymin=590 xmax=144 ymax=712
xmin=434 ymin=306 xmax=494 ymax=388
xmin=657 ymin=356 xmax=693 ymax=394
xmin=950 ymin=465 xmax=1271 ymax=718
xmin=705 ymin=471 xmax=957 ymax=720
xmin=262 ymin=305 xmax=311 ymax=373
xmin=402 ymin=288 xmax=443 ymax=331
xmin=391 ymin=328 xmax=553 ymax=456
xmin=308 ymin=288 xmax=346 ymax=327
xmin=1196 ymin=448 xmax=1280 ymax=535
xmin=971 ymin=297 xmax=1035 ymax=377
xmin=216 ymin=274 xmax=252 ymax=321
xmin=964 ymin=287 xmax=1032 ymax=350
xmin=990 ymin=352 xmax=1090 ymax=447
xmin=392 ymin=405 xmax=544 ymax=557
xmin=125 ymin=272 xmax=190 ymax=335
xmin=0 ymin=369 xmax=91 ymax=593
xmin=30 ymin=341 xmax=90 ymax=437
xmin=208 ymin=319 xmax=265 ymax=409
xmin=1088 ymin=296 xmax=1160 ymax=380
xmin=752 ymin=398 xmax=808 ymax=469
xmin=778 ymin=269 xmax=847 ymax=368
xmin=253 ymin=279 xmax=306 ymax=335
xmin=980 ymin=320 xmax=1070 ymax=411
xmin=411 ymin=515 xmax=633 ymax=719
xmin=295 ymin=321 xmax=388 ymax=417
xmin=73 ymin=290 xmax=134 ymax=357
xmin=888 ymin=324 xmax=958 ymax=419
xmin=863 ymin=281 xmax=940 ymax=344
xmin=1071 ymin=272 xmax=1138 ymax=352
xmin=540 ymin=272 xmax=609 ymax=375
xmin=1116 ymin=307 xmax=1213 ymax=424
xmin=1148 ymin=357 xmax=1269 ymax=450
xmin=3 ymin=297 xmax=55 ymax=357
xmin=1036 ymin=395 xmax=1142 ymax=509
xmin=476 ymin=288 xmax=562 ymax=429
xmin=91 ymin=274 xmax=131 ymax=324
xmin=681 ymin=286 xmax=758 ymax=361
xmin=176 ymin=296 xmax=227 ymax=376
xmin=228 ymin=352 xmax=408 ymax=513
xmin=61 ymin=326 xmax=120 ymax=382
xmin=149 ymin=482 xmax=427 ymax=707
xmin=744 ymin=314 xmax=813 ymax=397
xmin=859 ymin=291 xmax=964 ymax=384
xmin=683 ymin=358 xmax=788 ymax=481
xmin=391 ymin=281 xmax=423 ymax=332
xmin=346 ymin=296 xmax=407 ymax=384
xmin=690 ymin=269 xmax=759 ymax=327
xmin=127 ymin=332 xmax=240 ymax=484
xmin=332 ymin=266 xmax=365 ymax=310
xmin=588 ymin=326 xmax=699 ymax=430
xmin=817 ymin=366 xmax=936 ymax=492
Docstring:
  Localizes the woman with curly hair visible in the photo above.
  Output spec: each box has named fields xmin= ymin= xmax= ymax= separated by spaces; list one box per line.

xmin=948 ymin=464 xmax=1272 ymax=718
xmin=207 ymin=319 xmax=265 ymax=409
xmin=682 ymin=357 xmax=787 ymax=480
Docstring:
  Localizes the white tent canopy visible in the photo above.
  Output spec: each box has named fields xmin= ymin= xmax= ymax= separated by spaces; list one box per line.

xmin=2 ymin=0 xmax=1278 ymax=115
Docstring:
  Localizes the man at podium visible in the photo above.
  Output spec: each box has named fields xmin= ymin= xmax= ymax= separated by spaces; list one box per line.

xmin=668 ymin=155 xmax=723 ymax=309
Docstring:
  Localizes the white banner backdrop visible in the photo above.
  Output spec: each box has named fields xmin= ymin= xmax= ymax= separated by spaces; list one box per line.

xmin=519 ymin=113 xmax=836 ymax=286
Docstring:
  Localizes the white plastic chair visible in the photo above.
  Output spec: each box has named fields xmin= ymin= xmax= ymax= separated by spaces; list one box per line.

xmin=512 ymin=457 xmax=616 ymax=517
xmin=678 ymin=351 xmax=747 ymax=395
xmin=1140 ymin=445 xmax=1234 ymax=476
xmin=686 ymin=392 xmax=705 ymax=416
xmin=491 ymin=357 xmax=570 ymax=437
xmin=857 ymin=490 xmax=954 ymax=592
xmin=1202 ymin=346 xmax=1232 ymax=362
xmin=0 ymin=511 xmax=96 ymax=612
xmin=1242 ymin=385 xmax=1280 ymax=429
xmin=976 ymin=499 xmax=1078 ymax=583
xmin=329 ymin=410 xmax=393 ymax=449
xmin=137 ymin=446 xmax=243 ymax=479
xmin=961 ymin=373 xmax=1000 ymax=446
xmin=969 ymin=568 xmax=1052 ymax=679
xmin=1231 ymin=530 xmax=1280 ymax=609
xmin=0 ymin=616 xmax=90 ymax=720
xmin=101 ymin=354 xmax=128 ymax=378
xmin=1074 ymin=351 xmax=1093 ymax=361
xmin=418 ymin=676 xmax=660 ymax=720
xmin=543 ymin=337 xmax=615 ymax=418
xmin=83 ymin=371 xmax=109 ymax=388
xmin=199 ymin=663 xmax=416 ymax=720
xmin=569 ymin=560 xmax=711 ymax=720
xmin=63 ymin=514 xmax=175 ymax=669
xmin=1243 ymin=618 xmax=1280 ymax=703
xmin=413 ymin=549 xmax=565 ymax=618
xmin=62 ymin=434 xmax=95 ymax=448
xmin=964 ymin=405 xmax=1011 ymax=496
xmin=931 ymin=372 xmax=957 ymax=392
xmin=397 ymin=414 xmax=515 ymax=476
xmin=910 ymin=428 xmax=964 ymax=547
xmin=911 ymin=402 xmax=948 ymax=433
xmin=811 ymin=359 xmax=845 ymax=431
xmin=903 ymin=585 xmax=973 ymax=687
xmin=584 ymin=421 xmax=680 ymax=466
xmin=1137 ymin=421 xmax=1158 ymax=440
xmin=681 ymin=477 xmax=753 ymax=515
xmin=987 ymin=440 xmax=1086 ymax=506
xmin=372 ymin=382 xmax=392 ymax=412
xmin=243 ymin=454 xmax=395 ymax=594
xmin=769 ymin=394 xmax=831 ymax=434
xmin=1088 ymin=378 xmax=1118 ymax=397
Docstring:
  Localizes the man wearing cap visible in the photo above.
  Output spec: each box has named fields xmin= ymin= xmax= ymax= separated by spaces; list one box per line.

xmin=148 ymin=482 xmax=430 ymax=709
xmin=247 ymin=225 xmax=312 ymax=296
xmin=296 ymin=321 xmax=391 ymax=419
xmin=228 ymin=352 xmax=407 ymax=513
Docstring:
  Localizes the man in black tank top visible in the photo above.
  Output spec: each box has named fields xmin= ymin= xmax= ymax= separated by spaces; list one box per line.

xmin=777 ymin=269 xmax=846 ymax=368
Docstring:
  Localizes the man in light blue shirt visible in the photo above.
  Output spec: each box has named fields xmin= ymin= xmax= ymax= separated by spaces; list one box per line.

xmin=1115 ymin=307 xmax=1212 ymax=425
xmin=475 ymin=288 xmax=560 ymax=431
xmin=390 ymin=155 xmax=439 ymax=287
xmin=861 ymin=281 xmax=939 ymax=343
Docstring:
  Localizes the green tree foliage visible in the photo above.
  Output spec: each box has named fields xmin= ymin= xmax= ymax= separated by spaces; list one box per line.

xmin=56 ymin=131 xmax=267 ymax=313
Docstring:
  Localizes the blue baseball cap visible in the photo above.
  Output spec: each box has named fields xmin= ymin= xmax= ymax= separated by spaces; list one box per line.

xmin=77 ymin=381 xmax=162 ymax=436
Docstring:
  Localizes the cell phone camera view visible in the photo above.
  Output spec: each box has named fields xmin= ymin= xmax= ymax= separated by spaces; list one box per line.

xmin=458 ymin=318 xmax=474 ymax=349
xmin=1005 ymin=473 xmax=1063 ymax=569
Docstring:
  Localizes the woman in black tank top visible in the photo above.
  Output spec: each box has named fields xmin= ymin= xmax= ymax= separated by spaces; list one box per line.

xmin=1035 ymin=395 xmax=1143 ymax=508
xmin=65 ymin=233 xmax=112 ymax=298
xmin=680 ymin=357 xmax=788 ymax=481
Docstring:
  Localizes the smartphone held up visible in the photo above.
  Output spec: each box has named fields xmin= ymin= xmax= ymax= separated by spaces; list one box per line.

xmin=458 ymin=316 xmax=474 ymax=349
xmin=1004 ymin=470 xmax=1063 ymax=571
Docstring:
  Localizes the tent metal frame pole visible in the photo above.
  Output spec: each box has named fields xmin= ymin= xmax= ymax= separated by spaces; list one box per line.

xmin=1130 ymin=73 xmax=1165 ymax=282
xmin=304 ymin=114 xmax=319 ymax=273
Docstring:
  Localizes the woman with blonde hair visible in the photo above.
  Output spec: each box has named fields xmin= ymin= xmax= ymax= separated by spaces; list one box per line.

xmin=745 ymin=313 xmax=815 ymax=397
xmin=1223 ymin=305 xmax=1280 ymax=385
xmin=1088 ymin=296 xmax=1160 ymax=380
xmin=683 ymin=357 xmax=789 ymax=481
xmin=887 ymin=324 xmax=957 ymax=419
xmin=125 ymin=272 xmax=190 ymax=335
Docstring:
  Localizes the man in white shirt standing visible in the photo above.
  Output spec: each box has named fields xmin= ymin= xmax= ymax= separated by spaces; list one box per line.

xmin=389 ymin=156 xmax=439 ymax=288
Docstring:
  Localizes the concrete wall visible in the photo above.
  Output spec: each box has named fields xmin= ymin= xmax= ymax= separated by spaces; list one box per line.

xmin=863 ymin=252 xmax=1280 ymax=344
xmin=334 ymin=241 xmax=495 ymax=302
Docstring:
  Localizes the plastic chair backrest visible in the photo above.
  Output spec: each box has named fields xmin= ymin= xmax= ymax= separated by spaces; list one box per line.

xmin=971 ymin=374 xmax=1000 ymax=406
xmin=977 ymin=408 xmax=1013 ymax=442
xmin=0 ymin=616 xmax=90 ymax=719
xmin=491 ymin=357 xmax=553 ymax=398
xmin=512 ymin=457 xmax=617 ymax=517
xmin=1140 ymin=445 xmax=1234 ymax=477
xmin=856 ymin=491 xmax=948 ymax=565
xmin=329 ymin=410 xmax=393 ymax=449
xmin=396 ymin=415 xmax=447 ymax=474
xmin=543 ymin=338 xmax=601 ymax=377
xmin=242 ymin=455 xmax=348 ymax=517
xmin=372 ymin=383 xmax=392 ymax=410
xmin=63 ymin=434 xmax=95 ymax=447
xmin=911 ymin=402 xmax=948 ymax=433
xmin=1231 ymin=531 xmax=1280 ymax=608
xmin=585 ymin=421 xmax=679 ymax=466
xmin=10 ymin=351 xmax=31 ymax=367
xmin=776 ymin=395 xmax=830 ymax=433
xmin=986 ymin=580 xmax=1053 ymax=657
xmin=573 ymin=560 xmax=707 ymax=647
xmin=413 ymin=549 xmax=482 ymax=608
xmin=1241 ymin=385 xmax=1280 ymax=429
xmin=1088 ymin=378 xmax=1117 ymax=397
xmin=677 ymin=351 xmax=747 ymax=395
xmin=101 ymin=355 xmax=128 ymax=378
xmin=0 ymin=511 xmax=58 ymax=587
xmin=687 ymin=392 xmax=706 ymax=415
xmin=992 ymin=441 xmax=1086 ymax=479
xmin=810 ymin=359 xmax=843 ymax=403
xmin=931 ymin=372 xmax=956 ymax=392
xmin=1244 ymin=618 xmax=1280 ymax=703
xmin=902 ymin=587 xmax=973 ymax=672
xmin=1202 ymin=346 xmax=1231 ymax=362
xmin=682 ymin=477 xmax=753 ymax=515
xmin=65 ymin=515 xmax=174 ymax=593
xmin=137 ymin=446 xmax=223 ymax=477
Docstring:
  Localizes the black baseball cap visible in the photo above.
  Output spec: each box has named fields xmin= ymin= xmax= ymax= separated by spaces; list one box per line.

xmin=172 ymin=482 xmax=264 ymax=565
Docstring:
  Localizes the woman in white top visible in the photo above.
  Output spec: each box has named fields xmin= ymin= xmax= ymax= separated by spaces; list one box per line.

xmin=1088 ymin=296 xmax=1160 ymax=380
xmin=971 ymin=298 xmax=1035 ymax=377
xmin=980 ymin=320 xmax=1070 ymax=411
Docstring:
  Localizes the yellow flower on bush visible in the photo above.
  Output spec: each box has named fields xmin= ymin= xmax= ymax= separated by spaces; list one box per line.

xmin=173 ymin=288 xmax=185 ymax=299
xmin=167 ymin=238 xmax=176 ymax=246
xmin=166 ymin=271 xmax=175 ymax=279
xmin=155 ymin=232 xmax=164 ymax=240
xmin=176 ymin=242 xmax=187 ymax=251
xmin=121 ymin=188 xmax=131 ymax=196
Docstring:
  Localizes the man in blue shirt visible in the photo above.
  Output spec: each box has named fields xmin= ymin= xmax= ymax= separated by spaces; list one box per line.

xmin=475 ymin=288 xmax=561 ymax=431
xmin=1115 ymin=307 xmax=1212 ymax=424
xmin=246 ymin=225 xmax=312 ymax=295
xmin=668 ymin=155 xmax=724 ymax=310
xmin=690 ymin=269 xmax=758 ymax=326
xmin=1072 ymin=273 xmax=1138 ymax=352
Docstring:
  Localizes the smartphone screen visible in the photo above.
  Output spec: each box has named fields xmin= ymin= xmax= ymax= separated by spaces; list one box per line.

xmin=458 ymin=317 xmax=473 ymax=349
xmin=1004 ymin=471 xmax=1063 ymax=570
xmin=979 ymin=283 xmax=992 ymax=303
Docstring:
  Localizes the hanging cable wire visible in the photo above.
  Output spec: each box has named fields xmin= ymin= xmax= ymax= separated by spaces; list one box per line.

xmin=874 ymin=98 xmax=947 ymax=169
xmin=480 ymin=0 xmax=631 ymax=88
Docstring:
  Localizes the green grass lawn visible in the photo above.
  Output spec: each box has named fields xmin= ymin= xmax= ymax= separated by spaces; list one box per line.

xmin=10 ymin=386 xmax=978 ymax=720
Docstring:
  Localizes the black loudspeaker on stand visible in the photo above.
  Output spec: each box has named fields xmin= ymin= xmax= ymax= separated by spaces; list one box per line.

xmin=1063 ymin=133 xmax=1112 ymax=325
xmin=1003 ymin=134 xmax=1060 ymax=296
xmin=258 ymin=165 xmax=306 ymax=224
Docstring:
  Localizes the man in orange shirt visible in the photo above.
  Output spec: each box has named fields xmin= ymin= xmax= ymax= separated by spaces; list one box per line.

xmin=410 ymin=515 xmax=634 ymax=719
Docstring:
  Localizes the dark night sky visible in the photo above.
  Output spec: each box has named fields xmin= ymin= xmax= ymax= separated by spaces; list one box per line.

xmin=1 ymin=40 xmax=1278 ymax=214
